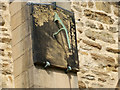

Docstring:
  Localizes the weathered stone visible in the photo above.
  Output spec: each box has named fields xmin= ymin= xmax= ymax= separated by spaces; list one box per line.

xmin=2 ymin=75 xmax=14 ymax=88
xmin=96 ymin=2 xmax=111 ymax=13
xmin=72 ymin=2 xmax=118 ymax=88
xmin=80 ymin=51 xmax=88 ymax=55
xmin=88 ymin=2 xmax=94 ymax=8
xmin=0 ymin=3 xmax=7 ymax=10
xmin=1 ymin=36 xmax=12 ymax=43
xmin=0 ymin=28 xmax=7 ymax=31
xmin=75 ymin=12 xmax=82 ymax=19
xmin=0 ymin=49 xmax=5 ymax=56
xmin=86 ymin=21 xmax=97 ymax=29
xmin=112 ymin=69 xmax=118 ymax=72
xmin=111 ymin=2 xmax=120 ymax=8
xmin=106 ymin=65 xmax=117 ymax=72
xmin=91 ymin=83 xmax=104 ymax=87
xmin=91 ymin=53 xmax=115 ymax=65
xmin=98 ymin=78 xmax=106 ymax=82
xmin=109 ymin=27 xmax=118 ymax=33
xmin=2 ymin=61 xmax=12 ymax=75
xmin=73 ymin=2 xmax=79 ymax=5
xmin=91 ymin=70 xmax=110 ymax=76
xmin=81 ymin=2 xmax=87 ymax=7
xmin=85 ymin=81 xmax=89 ymax=84
xmin=97 ymin=23 xmax=104 ymax=30
xmin=106 ymin=47 xmax=120 ymax=53
xmin=85 ymin=29 xmax=115 ymax=44
xmin=82 ymin=74 xmax=95 ymax=80
xmin=78 ymin=81 xmax=86 ymax=88
xmin=82 ymin=40 xmax=102 ymax=49
xmin=0 ymin=15 xmax=5 ymax=26
xmin=113 ymin=6 xmax=120 ymax=17
xmin=78 ymin=28 xmax=83 ymax=33
xmin=72 ymin=5 xmax=82 ymax=12
xmin=0 ymin=2 xmax=14 ymax=88
xmin=84 ymin=9 xmax=114 ymax=24
xmin=77 ymin=22 xmax=84 ymax=26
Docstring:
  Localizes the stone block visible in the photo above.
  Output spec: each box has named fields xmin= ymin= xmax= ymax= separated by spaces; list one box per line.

xmin=0 ymin=2 xmax=7 ymax=10
xmin=11 ymin=5 xmax=30 ymax=30
xmin=81 ymin=2 xmax=87 ymax=7
xmin=113 ymin=6 xmax=120 ymax=17
xmin=78 ymin=81 xmax=86 ymax=88
xmin=109 ymin=27 xmax=118 ymax=33
xmin=91 ymin=70 xmax=110 ymax=77
xmin=2 ymin=75 xmax=14 ymax=88
xmin=56 ymin=2 xmax=71 ymax=11
xmin=13 ymin=49 xmax=33 ymax=77
xmin=82 ymin=39 xmax=102 ymax=50
xmin=106 ymin=47 xmax=120 ymax=53
xmin=14 ymin=71 xmax=29 ymax=88
xmin=84 ymin=9 xmax=114 ymax=24
xmin=96 ymin=2 xmax=111 ymax=13
xmin=2 ymin=61 xmax=13 ymax=75
xmin=81 ymin=74 xmax=95 ymax=80
xmin=28 ymin=66 xmax=34 ymax=88
xmin=97 ymin=23 xmax=104 ymax=30
xmin=0 ymin=34 xmax=12 ymax=43
xmin=72 ymin=2 xmax=80 ymax=5
xmin=12 ymin=20 xmax=30 ymax=46
xmin=70 ymin=74 xmax=79 ymax=88
xmin=91 ymin=53 xmax=115 ymax=66
xmin=98 ymin=78 xmax=106 ymax=82
xmin=0 ymin=28 xmax=7 ymax=31
xmin=0 ymin=15 xmax=5 ymax=26
xmin=12 ymin=35 xmax=32 ymax=60
xmin=85 ymin=29 xmax=115 ymax=44
xmin=85 ymin=21 xmax=97 ymax=29
xmin=88 ymin=2 xmax=94 ymax=8
xmin=10 ymin=2 xmax=26 ymax=16
xmin=31 ymin=66 xmax=78 ymax=88
xmin=72 ymin=5 xmax=82 ymax=12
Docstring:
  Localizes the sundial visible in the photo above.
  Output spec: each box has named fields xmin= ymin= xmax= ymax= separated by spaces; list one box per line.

xmin=28 ymin=3 xmax=79 ymax=72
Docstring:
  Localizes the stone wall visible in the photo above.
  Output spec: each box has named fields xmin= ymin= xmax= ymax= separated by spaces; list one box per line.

xmin=71 ymin=1 xmax=119 ymax=88
xmin=1 ymin=1 xmax=119 ymax=88
xmin=0 ymin=1 xmax=14 ymax=88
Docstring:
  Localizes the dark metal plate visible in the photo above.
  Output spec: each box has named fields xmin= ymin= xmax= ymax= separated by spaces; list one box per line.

xmin=30 ymin=4 xmax=79 ymax=71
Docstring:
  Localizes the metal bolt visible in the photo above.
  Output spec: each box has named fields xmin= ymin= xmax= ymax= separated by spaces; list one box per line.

xmin=66 ymin=66 xmax=72 ymax=72
xmin=44 ymin=61 xmax=50 ymax=68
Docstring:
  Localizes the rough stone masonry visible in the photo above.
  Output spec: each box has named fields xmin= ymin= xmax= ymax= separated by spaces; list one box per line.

xmin=0 ymin=1 xmax=120 ymax=88
xmin=71 ymin=1 xmax=119 ymax=88
xmin=0 ymin=1 xmax=14 ymax=88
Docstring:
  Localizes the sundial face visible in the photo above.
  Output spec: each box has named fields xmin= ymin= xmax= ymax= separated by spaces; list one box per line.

xmin=30 ymin=4 xmax=79 ymax=71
